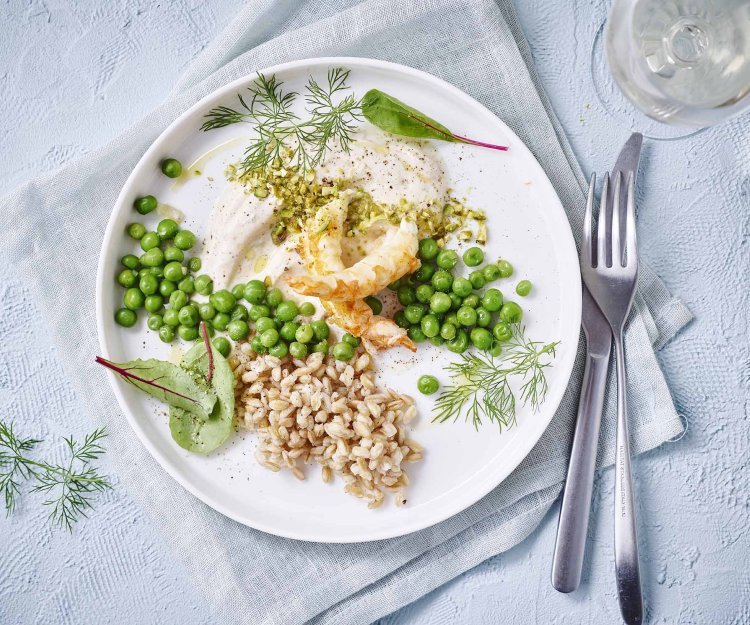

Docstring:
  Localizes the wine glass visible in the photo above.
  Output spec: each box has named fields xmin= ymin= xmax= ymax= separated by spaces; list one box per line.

xmin=592 ymin=0 xmax=750 ymax=139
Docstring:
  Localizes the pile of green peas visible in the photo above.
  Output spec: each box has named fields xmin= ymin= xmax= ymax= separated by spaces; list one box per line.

xmin=387 ymin=238 xmax=532 ymax=358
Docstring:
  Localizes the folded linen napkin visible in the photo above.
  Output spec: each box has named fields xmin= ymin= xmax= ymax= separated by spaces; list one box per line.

xmin=0 ymin=1 xmax=691 ymax=624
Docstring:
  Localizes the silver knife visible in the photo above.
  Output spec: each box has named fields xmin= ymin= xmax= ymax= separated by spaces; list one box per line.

xmin=551 ymin=133 xmax=643 ymax=594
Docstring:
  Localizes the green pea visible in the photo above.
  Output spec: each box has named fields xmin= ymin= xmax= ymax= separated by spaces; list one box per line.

xmin=266 ymin=287 xmax=283 ymax=307
xmin=429 ymin=291 xmax=452 ymax=314
xmin=138 ymin=232 xmax=159 ymax=252
xmin=210 ymin=289 xmax=236 ymax=313
xmin=500 ymin=301 xmax=523 ymax=323
xmin=163 ymin=262 xmax=183 ymax=283
xmin=475 ymin=307 xmax=492 ymax=328
xmin=127 ymin=223 xmax=146 ymax=240
xmin=414 ymin=263 xmax=435 ymax=283
xmin=394 ymin=310 xmax=410 ymax=328
xmin=250 ymin=335 xmax=267 ymax=354
xmin=269 ymin=341 xmax=289 ymax=358
xmin=227 ymin=319 xmax=249 ymax=340
xmin=231 ymin=304 xmax=249 ymax=321
xmin=159 ymin=280 xmax=177 ymax=298
xmin=452 ymin=277 xmax=473 ymax=297
xmin=516 ymin=280 xmax=532 ymax=296
xmin=168 ymin=290 xmax=188 ymax=310
xmin=342 ymin=333 xmax=361 ymax=348
xmin=114 ymin=308 xmax=137 ymax=327
xmin=276 ymin=300 xmax=298 ymax=322
xmin=429 ymin=336 xmax=444 ymax=347
xmin=178 ymin=276 xmax=195 ymax=295
xmin=463 ymin=247 xmax=484 ymax=267
xmin=417 ymin=374 xmax=439 ymax=395
xmin=243 ymin=280 xmax=266 ymax=304
xmin=212 ymin=312 xmax=230 ymax=331
xmin=388 ymin=279 xmax=402 ymax=291
xmin=444 ymin=312 xmax=459 ymax=327
xmin=193 ymin=274 xmax=213 ymax=296
xmin=249 ymin=304 xmax=271 ymax=321
xmin=134 ymin=195 xmax=158 ymax=215
xmin=311 ymin=320 xmax=329 ymax=341
xmin=295 ymin=324 xmax=314 ymax=343
xmin=481 ymin=288 xmax=503 ymax=312
xmin=364 ymin=296 xmax=383 ymax=314
xmin=470 ymin=327 xmax=493 ymax=350
xmin=331 ymin=341 xmax=353 ymax=361
xmin=253 ymin=318 xmax=273 ymax=335
xmin=312 ymin=341 xmax=329 ymax=355
xmin=397 ymin=285 xmax=416 ymax=306
xmin=482 ymin=264 xmax=500 ymax=282
xmin=489 ymin=341 xmax=503 ymax=357
xmin=462 ymin=294 xmax=480 ymax=308
xmin=146 ymin=314 xmax=163 ymax=331
xmin=197 ymin=302 xmax=215 ymax=321
xmin=213 ymin=337 xmax=231 ymax=358
xmin=156 ymin=219 xmax=179 ymax=240
xmin=174 ymin=230 xmax=196 ymax=250
xmin=404 ymin=304 xmax=426 ymax=324
xmin=457 ymin=306 xmax=477 ymax=327
xmin=177 ymin=305 xmax=199 ymax=327
xmin=408 ymin=326 xmax=427 ymax=343
xmin=121 ymin=254 xmax=140 ymax=270
xmin=418 ymin=238 xmax=439 ymax=261
xmin=440 ymin=323 xmax=457 ymax=340
xmin=436 ymin=249 xmax=459 ymax=270
xmin=144 ymin=295 xmax=163 ymax=314
xmin=414 ymin=284 xmax=434 ymax=304
xmin=178 ymin=325 xmax=199 ymax=341
xmin=188 ymin=257 xmax=202 ymax=273
xmin=420 ymin=314 xmax=440 ymax=338
xmin=230 ymin=284 xmax=245 ymax=301
xmin=469 ymin=271 xmax=485 ymax=290
xmin=140 ymin=248 xmax=164 ymax=268
xmin=446 ymin=329 xmax=469 ymax=353
xmin=260 ymin=328 xmax=280 ymax=347
xmin=123 ymin=288 xmax=145 ymax=310
xmin=490 ymin=324 xmax=511 ymax=344
xmin=280 ymin=321 xmax=300 ymax=342
xmin=297 ymin=303 xmax=314 ymax=318
xmin=203 ymin=323 xmax=215 ymax=337
xmin=289 ymin=341 xmax=308 ymax=359
xmin=163 ymin=308 xmax=180 ymax=327
xmin=117 ymin=269 xmax=138 ymax=288
xmin=497 ymin=259 xmax=514 ymax=278
xmin=161 ymin=158 xmax=182 ymax=178
xmin=431 ymin=269 xmax=453 ymax=292
xmin=163 ymin=246 xmax=184 ymax=263
xmin=157 ymin=324 xmax=174 ymax=343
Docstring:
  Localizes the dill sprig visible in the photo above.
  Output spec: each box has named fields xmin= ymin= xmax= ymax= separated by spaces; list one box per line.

xmin=432 ymin=326 xmax=559 ymax=431
xmin=201 ymin=67 xmax=362 ymax=174
xmin=0 ymin=421 xmax=111 ymax=530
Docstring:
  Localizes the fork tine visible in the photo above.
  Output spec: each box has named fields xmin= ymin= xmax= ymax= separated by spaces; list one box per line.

xmin=611 ymin=171 xmax=622 ymax=267
xmin=582 ymin=173 xmax=596 ymax=267
xmin=597 ymin=173 xmax=609 ymax=267
xmin=625 ymin=172 xmax=637 ymax=267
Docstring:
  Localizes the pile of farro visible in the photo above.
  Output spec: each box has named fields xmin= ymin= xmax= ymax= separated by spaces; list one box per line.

xmin=230 ymin=342 xmax=422 ymax=508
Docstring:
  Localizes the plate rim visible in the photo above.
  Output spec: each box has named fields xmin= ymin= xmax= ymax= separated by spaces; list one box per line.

xmin=96 ymin=56 xmax=581 ymax=543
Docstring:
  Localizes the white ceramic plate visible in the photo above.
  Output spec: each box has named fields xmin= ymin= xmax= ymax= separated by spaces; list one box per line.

xmin=96 ymin=58 xmax=581 ymax=542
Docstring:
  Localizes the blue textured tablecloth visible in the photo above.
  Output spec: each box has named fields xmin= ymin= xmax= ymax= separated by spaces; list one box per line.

xmin=0 ymin=2 xmax=747 ymax=624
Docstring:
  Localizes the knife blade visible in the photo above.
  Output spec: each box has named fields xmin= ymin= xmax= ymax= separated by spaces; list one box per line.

xmin=551 ymin=133 xmax=643 ymax=593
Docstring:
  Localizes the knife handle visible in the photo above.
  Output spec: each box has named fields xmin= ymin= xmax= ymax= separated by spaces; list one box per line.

xmin=551 ymin=349 xmax=610 ymax=593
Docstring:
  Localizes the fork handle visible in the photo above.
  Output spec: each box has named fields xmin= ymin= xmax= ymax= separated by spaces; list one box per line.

xmin=551 ymin=349 xmax=609 ymax=593
xmin=613 ymin=332 xmax=643 ymax=625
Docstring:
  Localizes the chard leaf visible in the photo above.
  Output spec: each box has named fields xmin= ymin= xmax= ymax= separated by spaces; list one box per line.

xmin=361 ymin=89 xmax=455 ymax=142
xmin=169 ymin=342 xmax=235 ymax=455
xmin=96 ymin=357 xmax=217 ymax=421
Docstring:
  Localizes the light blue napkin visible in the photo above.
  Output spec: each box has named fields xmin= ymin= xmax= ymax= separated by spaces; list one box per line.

xmin=0 ymin=1 xmax=691 ymax=623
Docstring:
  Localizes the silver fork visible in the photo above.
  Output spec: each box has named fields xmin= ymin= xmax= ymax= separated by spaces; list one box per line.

xmin=582 ymin=171 xmax=643 ymax=625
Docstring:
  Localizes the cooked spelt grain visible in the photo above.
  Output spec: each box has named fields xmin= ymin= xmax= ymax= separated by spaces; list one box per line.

xmin=231 ymin=344 xmax=421 ymax=508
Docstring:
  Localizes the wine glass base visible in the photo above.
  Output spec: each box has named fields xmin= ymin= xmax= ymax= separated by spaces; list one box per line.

xmin=590 ymin=20 xmax=708 ymax=142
